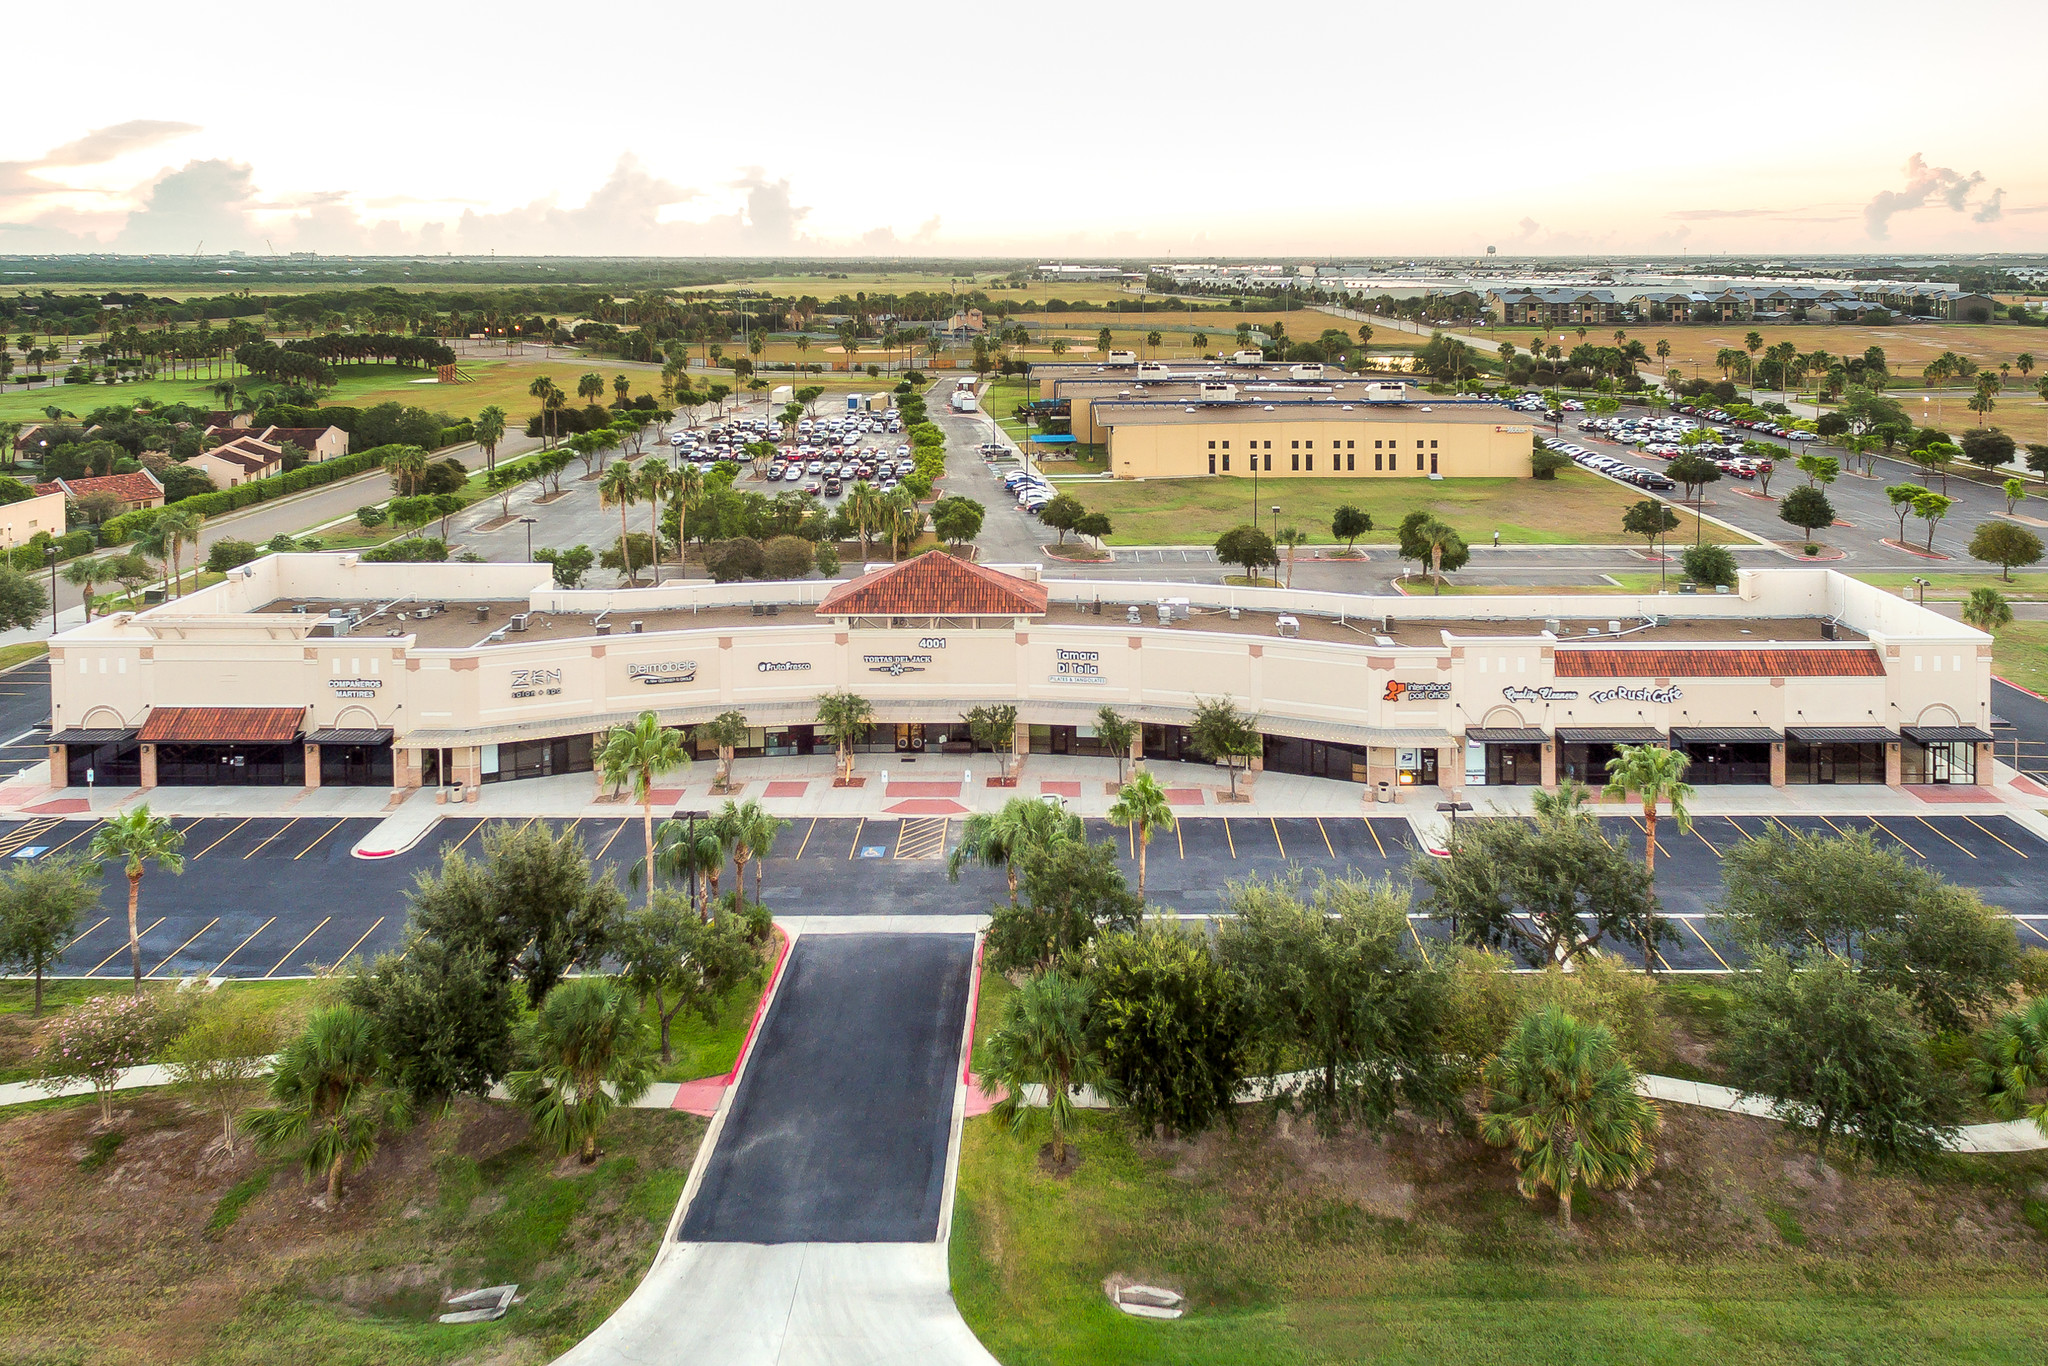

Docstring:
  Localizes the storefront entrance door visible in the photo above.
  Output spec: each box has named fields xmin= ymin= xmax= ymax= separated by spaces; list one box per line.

xmin=895 ymin=723 xmax=926 ymax=752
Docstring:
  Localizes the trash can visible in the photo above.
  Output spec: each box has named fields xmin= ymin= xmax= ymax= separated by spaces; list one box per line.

xmin=1375 ymin=781 xmax=1392 ymax=805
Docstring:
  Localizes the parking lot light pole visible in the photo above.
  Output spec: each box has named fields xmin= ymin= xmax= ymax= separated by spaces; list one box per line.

xmin=520 ymin=517 xmax=538 ymax=562
xmin=677 ymin=807 xmax=710 ymax=911
xmin=45 ymin=545 xmax=57 ymax=635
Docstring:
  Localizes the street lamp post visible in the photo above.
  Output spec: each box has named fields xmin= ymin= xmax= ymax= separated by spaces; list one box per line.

xmin=676 ymin=806 xmax=709 ymax=911
xmin=44 ymin=545 xmax=57 ymax=635
xmin=519 ymin=516 xmax=538 ymax=562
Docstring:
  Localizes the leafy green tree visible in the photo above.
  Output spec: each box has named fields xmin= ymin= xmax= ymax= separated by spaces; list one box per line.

xmin=1477 ymin=1004 xmax=1660 ymax=1229
xmin=1213 ymin=524 xmax=1278 ymax=584
xmin=1667 ymin=452 xmax=1721 ymax=504
xmin=1415 ymin=811 xmax=1668 ymax=968
xmin=1681 ymin=542 xmax=1738 ymax=588
xmin=1090 ymin=920 xmax=1247 ymax=1139
xmin=1038 ymin=493 xmax=1085 ymax=545
xmin=1396 ymin=510 xmax=1469 ymax=592
xmin=1621 ymin=499 xmax=1679 ymax=555
xmin=1331 ymin=504 xmax=1372 ymax=550
xmin=345 ymin=931 xmax=517 ymax=1105
xmin=1094 ymin=706 xmax=1136 ymax=786
xmin=1968 ymin=521 xmax=2042 ymax=582
xmin=933 ymin=496 xmax=984 ymax=547
xmin=1721 ymin=952 xmax=1961 ymax=1171
xmin=35 ymin=991 xmax=174 ymax=1124
xmin=164 ymin=991 xmax=278 ymax=1154
xmin=693 ymin=709 xmax=751 ymax=790
xmin=982 ymin=969 xmax=1109 ymax=1166
xmin=949 ymin=795 xmax=1084 ymax=902
xmin=534 ymin=544 xmax=595 ymax=589
xmin=814 ymin=691 xmax=874 ymax=784
xmin=1106 ymin=770 xmax=1177 ymax=901
xmin=965 ymin=703 xmax=1021 ymax=780
xmin=244 ymin=1006 xmax=411 ymax=1205
xmin=508 ymin=977 xmax=658 ymax=1164
xmin=0 ymin=565 xmax=49 ymax=631
xmin=1972 ymin=997 xmax=2048 ymax=1137
xmin=407 ymin=820 xmax=623 ymax=1008
xmin=1778 ymin=485 xmax=1835 ymax=541
xmin=1959 ymin=426 xmax=2016 ymax=473
xmin=1720 ymin=827 xmax=2018 ymax=1032
xmin=87 ymin=807 xmax=185 ymax=992
xmin=1187 ymin=695 xmax=1261 ymax=800
xmin=987 ymin=838 xmax=1141 ymax=974
xmin=1911 ymin=489 xmax=1953 ymax=552
xmin=0 ymin=855 xmax=99 ymax=1016
xmin=1219 ymin=874 xmax=1455 ymax=1137
xmin=598 ymin=711 xmax=690 ymax=905
xmin=1795 ymin=453 xmax=1840 ymax=487
xmin=1963 ymin=586 xmax=2013 ymax=632
xmin=615 ymin=893 xmax=762 ymax=1063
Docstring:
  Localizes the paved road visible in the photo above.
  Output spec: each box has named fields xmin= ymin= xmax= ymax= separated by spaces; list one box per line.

xmin=0 ymin=656 xmax=50 ymax=777
xmin=680 ymin=933 xmax=974 ymax=1243
xmin=10 ymin=808 xmax=2045 ymax=980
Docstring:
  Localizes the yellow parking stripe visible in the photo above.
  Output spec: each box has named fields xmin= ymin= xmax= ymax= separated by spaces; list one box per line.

xmin=1223 ymin=819 xmax=1237 ymax=858
xmin=1126 ymin=822 xmax=1135 ymax=859
xmin=63 ymin=915 xmax=110 ymax=949
xmin=1407 ymin=919 xmax=1432 ymax=962
xmin=42 ymin=823 xmax=98 ymax=857
xmin=449 ymin=819 xmax=489 ymax=853
xmin=147 ymin=918 xmax=218 ymax=977
xmin=88 ymin=918 xmax=163 ymax=975
xmin=594 ymin=818 xmax=630 ymax=861
xmin=2015 ymin=919 xmax=2048 ymax=946
xmin=1962 ymin=816 xmax=2027 ymax=858
xmin=1269 ymin=818 xmax=1286 ymax=858
xmin=265 ymin=917 xmax=331 ymax=977
xmin=1691 ymin=822 xmax=1723 ymax=856
xmin=1914 ymin=816 xmax=1974 ymax=858
xmin=847 ymin=817 xmax=865 ymax=859
xmin=191 ymin=817 xmax=249 ymax=859
xmin=1175 ymin=820 xmax=1184 ymax=859
xmin=1869 ymin=817 xmax=1926 ymax=860
xmin=1314 ymin=816 xmax=1335 ymax=858
xmin=294 ymin=819 xmax=347 ymax=860
xmin=325 ymin=916 xmax=386 ymax=970
xmin=1364 ymin=819 xmax=1387 ymax=858
xmin=792 ymin=817 xmax=816 ymax=860
xmin=1680 ymin=916 xmax=1733 ymax=971
xmin=243 ymin=820 xmax=296 ymax=859
xmin=208 ymin=917 xmax=275 ymax=976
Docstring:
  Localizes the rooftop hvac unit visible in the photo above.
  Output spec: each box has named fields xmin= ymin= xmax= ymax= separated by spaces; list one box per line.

xmin=507 ymin=613 xmax=530 ymax=632
xmin=1544 ymin=618 xmax=1561 ymax=634
xmin=291 ymin=604 xmax=310 ymax=614
xmin=1156 ymin=603 xmax=1173 ymax=625
xmin=595 ymin=622 xmax=611 ymax=636
xmin=1608 ymin=619 xmax=1621 ymax=633
xmin=1228 ymin=606 xmax=1241 ymax=620
xmin=474 ymin=605 xmax=491 ymax=622
xmin=1127 ymin=605 xmax=1142 ymax=625
xmin=630 ymin=620 xmax=644 ymax=633
xmin=1653 ymin=615 xmax=1669 ymax=627
xmin=1820 ymin=618 xmax=1838 ymax=640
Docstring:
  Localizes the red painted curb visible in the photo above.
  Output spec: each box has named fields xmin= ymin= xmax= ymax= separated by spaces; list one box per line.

xmin=961 ymin=934 xmax=987 ymax=1084
xmin=723 ymin=925 xmax=793 ymax=1086
xmin=1996 ymin=675 xmax=2048 ymax=701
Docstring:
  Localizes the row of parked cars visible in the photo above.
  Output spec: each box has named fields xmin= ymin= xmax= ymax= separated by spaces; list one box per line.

xmin=1002 ymin=468 xmax=1056 ymax=514
xmin=1540 ymin=436 xmax=1674 ymax=491
xmin=1673 ymin=404 xmax=1810 ymax=442
xmin=1573 ymin=416 xmax=1778 ymax=481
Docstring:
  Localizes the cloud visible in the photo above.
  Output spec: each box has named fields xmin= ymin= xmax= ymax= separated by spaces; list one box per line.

xmin=1863 ymin=153 xmax=1991 ymax=238
xmin=114 ymin=159 xmax=260 ymax=252
xmin=728 ymin=168 xmax=807 ymax=245
xmin=1667 ymin=208 xmax=1777 ymax=220
xmin=1512 ymin=216 xmax=1540 ymax=239
xmin=41 ymin=120 xmax=200 ymax=168
xmin=1973 ymin=187 xmax=2005 ymax=223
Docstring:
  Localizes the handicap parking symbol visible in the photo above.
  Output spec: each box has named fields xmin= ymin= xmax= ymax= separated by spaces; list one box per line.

xmin=859 ymin=846 xmax=888 ymax=859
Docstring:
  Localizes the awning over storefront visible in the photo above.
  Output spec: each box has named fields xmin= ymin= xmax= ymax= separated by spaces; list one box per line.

xmin=1670 ymin=727 xmax=1782 ymax=744
xmin=1465 ymin=727 xmax=1548 ymax=744
xmin=1785 ymin=726 xmax=1897 ymax=744
xmin=1901 ymin=725 xmax=1994 ymax=744
xmin=138 ymin=707 xmax=305 ymax=744
xmin=47 ymin=727 xmax=137 ymax=745
xmin=304 ymin=727 xmax=395 ymax=745
xmin=1555 ymin=727 xmax=1665 ymax=743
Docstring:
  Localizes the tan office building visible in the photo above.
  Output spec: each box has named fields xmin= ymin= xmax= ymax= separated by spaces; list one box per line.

xmin=43 ymin=554 xmax=1994 ymax=798
xmin=1097 ymin=403 xmax=1535 ymax=480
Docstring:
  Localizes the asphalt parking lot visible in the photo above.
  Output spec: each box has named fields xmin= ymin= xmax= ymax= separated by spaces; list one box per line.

xmin=678 ymin=932 xmax=973 ymax=1243
xmin=0 ymin=656 xmax=51 ymax=781
xmin=5 ymin=810 xmax=2043 ymax=979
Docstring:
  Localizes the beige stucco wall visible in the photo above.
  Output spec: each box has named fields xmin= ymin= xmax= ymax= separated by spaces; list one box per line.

xmin=1105 ymin=415 xmax=1533 ymax=480
xmin=0 ymin=491 xmax=67 ymax=550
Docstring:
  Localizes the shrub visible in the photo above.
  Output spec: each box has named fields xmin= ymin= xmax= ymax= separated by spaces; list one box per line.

xmin=204 ymin=538 xmax=261 ymax=573
xmin=361 ymin=536 xmax=448 ymax=563
xmin=37 ymin=991 xmax=180 ymax=1124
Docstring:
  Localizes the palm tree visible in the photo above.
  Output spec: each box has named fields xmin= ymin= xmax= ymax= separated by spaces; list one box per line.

xmin=598 ymin=711 xmax=689 ymax=906
xmin=598 ymin=460 xmax=640 ymax=584
xmin=648 ymin=816 xmax=725 ymax=917
xmin=614 ymin=373 xmax=632 ymax=406
xmin=1600 ymin=743 xmax=1693 ymax=879
xmin=473 ymin=405 xmax=507 ymax=470
xmin=86 ymin=807 xmax=185 ymax=991
xmin=1963 ymin=586 xmax=2013 ymax=631
xmin=981 ymin=970 xmax=1112 ymax=1167
xmin=385 ymin=445 xmax=428 ymax=496
xmin=62 ymin=556 xmax=104 ymax=621
xmin=671 ymin=463 xmax=705 ymax=578
xmin=693 ymin=709 xmax=750 ymax=790
xmin=636 ymin=461 xmax=674 ymax=586
xmin=1276 ymin=526 xmax=1308 ymax=588
xmin=243 ymin=1006 xmax=409 ymax=1205
xmin=507 ymin=977 xmax=657 ymax=1163
xmin=1106 ymin=771 xmax=1176 ymax=901
xmin=1478 ymin=1004 xmax=1659 ymax=1229
xmin=1419 ymin=519 xmax=1459 ymax=595
xmin=947 ymin=796 xmax=1083 ymax=901
xmin=715 ymin=798 xmax=785 ymax=904
xmin=577 ymin=372 xmax=605 ymax=407
xmin=1972 ymin=997 xmax=2048 ymax=1135
xmin=814 ymin=691 xmax=874 ymax=784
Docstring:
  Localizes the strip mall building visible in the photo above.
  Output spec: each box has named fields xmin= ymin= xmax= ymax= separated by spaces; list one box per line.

xmin=44 ymin=554 xmax=1995 ymax=797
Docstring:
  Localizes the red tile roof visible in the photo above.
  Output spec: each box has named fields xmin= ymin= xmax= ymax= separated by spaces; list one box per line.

xmin=32 ymin=472 xmax=165 ymax=504
xmin=1555 ymin=648 xmax=1887 ymax=678
xmin=139 ymin=707 xmax=306 ymax=744
xmin=817 ymin=553 xmax=1049 ymax=618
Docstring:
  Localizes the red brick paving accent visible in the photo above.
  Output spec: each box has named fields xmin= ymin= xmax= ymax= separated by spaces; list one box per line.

xmin=885 ymin=798 xmax=969 ymax=815
xmin=1164 ymin=787 xmax=1205 ymax=806
xmin=23 ymin=798 xmax=89 ymax=815
xmin=1039 ymin=781 xmax=1082 ymax=797
xmin=669 ymin=1077 xmax=725 ymax=1117
xmin=1905 ymin=785 xmax=2003 ymax=804
xmin=882 ymin=780 xmax=962 ymax=796
xmin=1555 ymin=648 xmax=1885 ymax=678
xmin=762 ymin=780 xmax=808 ymax=798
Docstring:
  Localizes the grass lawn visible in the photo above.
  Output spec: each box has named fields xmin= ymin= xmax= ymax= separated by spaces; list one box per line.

xmin=1986 ymin=618 xmax=2048 ymax=693
xmin=0 ymin=978 xmax=333 ymax=1084
xmin=0 ymin=363 xmax=471 ymax=424
xmin=0 ymin=642 xmax=48 ymax=672
xmin=0 ymin=1091 xmax=700 ymax=1365
xmin=951 ymin=1100 xmax=2048 ymax=1366
xmin=1068 ymin=470 xmax=1752 ymax=548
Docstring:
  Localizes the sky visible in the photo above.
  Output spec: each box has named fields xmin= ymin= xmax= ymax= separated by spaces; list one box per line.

xmin=2 ymin=0 xmax=2042 ymax=261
